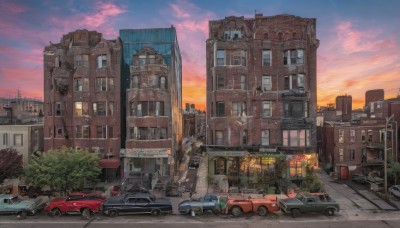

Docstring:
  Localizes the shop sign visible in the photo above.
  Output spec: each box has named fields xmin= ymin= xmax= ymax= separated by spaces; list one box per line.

xmin=125 ymin=148 xmax=171 ymax=158
xmin=208 ymin=151 xmax=248 ymax=157
xmin=259 ymin=147 xmax=277 ymax=153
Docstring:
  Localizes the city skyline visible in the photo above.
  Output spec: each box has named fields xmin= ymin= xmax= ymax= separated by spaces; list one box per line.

xmin=1 ymin=0 xmax=399 ymax=110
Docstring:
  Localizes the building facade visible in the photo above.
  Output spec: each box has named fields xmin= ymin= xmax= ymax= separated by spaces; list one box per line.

xmin=206 ymin=14 xmax=319 ymax=193
xmin=0 ymin=124 xmax=43 ymax=167
xmin=43 ymin=30 xmax=121 ymax=181
xmin=119 ymin=28 xmax=182 ymax=180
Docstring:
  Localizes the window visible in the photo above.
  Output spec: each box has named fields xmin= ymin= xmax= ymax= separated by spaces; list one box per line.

xmin=74 ymin=55 xmax=89 ymax=67
xmin=109 ymin=78 xmax=114 ymax=92
xmin=129 ymin=127 xmax=135 ymax=139
xmin=262 ymin=50 xmax=271 ymax=66
xmin=242 ymin=130 xmax=247 ymax=145
xmin=137 ymin=101 xmax=148 ymax=117
xmin=282 ymin=129 xmax=311 ymax=146
xmin=339 ymin=130 xmax=344 ymax=143
xmin=137 ymin=128 xmax=148 ymax=140
xmin=14 ymin=134 xmax=23 ymax=146
xmin=83 ymin=125 xmax=90 ymax=138
xmin=350 ymin=149 xmax=355 ymax=161
xmin=216 ymin=131 xmax=223 ymax=145
xmin=74 ymin=78 xmax=89 ymax=92
xmin=361 ymin=130 xmax=366 ymax=142
xmin=160 ymin=76 xmax=167 ymax=89
xmin=108 ymin=126 xmax=114 ymax=138
xmin=231 ymin=50 xmax=246 ymax=66
xmin=216 ymin=102 xmax=225 ymax=117
xmin=93 ymin=102 xmax=106 ymax=116
xmin=368 ymin=130 xmax=373 ymax=142
xmin=155 ymin=101 xmax=164 ymax=116
xmin=339 ymin=149 xmax=344 ymax=162
xmin=262 ymin=76 xmax=271 ymax=91
xmin=262 ymin=101 xmax=271 ymax=118
xmin=2 ymin=133 xmax=8 ymax=146
xmin=262 ymin=130 xmax=270 ymax=145
xmin=350 ymin=130 xmax=355 ymax=142
xmin=216 ymin=50 xmax=225 ymax=66
xmin=283 ymin=49 xmax=304 ymax=65
xmin=56 ymin=126 xmax=63 ymax=138
xmin=97 ymin=54 xmax=107 ymax=68
xmin=160 ymin=128 xmax=167 ymax=139
xmin=284 ymin=101 xmax=304 ymax=118
xmin=215 ymin=158 xmax=226 ymax=175
xmin=148 ymin=55 xmax=155 ymax=64
xmin=139 ymin=55 xmax=146 ymax=65
xmin=217 ymin=75 xmax=224 ymax=89
xmin=108 ymin=102 xmax=114 ymax=116
xmin=97 ymin=126 xmax=106 ymax=138
xmin=55 ymin=56 xmax=61 ymax=67
xmin=297 ymin=74 xmax=305 ymax=88
xmin=240 ymin=75 xmax=247 ymax=90
xmin=131 ymin=75 xmax=138 ymax=88
xmin=75 ymin=126 xmax=82 ymax=138
xmin=232 ymin=102 xmax=246 ymax=116
xmin=74 ymin=102 xmax=88 ymax=116
xmin=55 ymin=102 xmax=62 ymax=116
xmin=96 ymin=78 xmax=107 ymax=91
xmin=149 ymin=128 xmax=157 ymax=140
xmin=130 ymin=102 xmax=135 ymax=116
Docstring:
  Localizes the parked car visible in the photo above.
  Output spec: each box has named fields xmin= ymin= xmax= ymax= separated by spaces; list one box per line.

xmin=102 ymin=193 xmax=172 ymax=217
xmin=352 ymin=174 xmax=384 ymax=185
xmin=44 ymin=192 xmax=105 ymax=219
xmin=279 ymin=192 xmax=339 ymax=218
xmin=0 ymin=194 xmax=46 ymax=219
xmin=225 ymin=194 xmax=280 ymax=217
xmin=389 ymin=185 xmax=400 ymax=198
xmin=178 ymin=194 xmax=219 ymax=215
xmin=188 ymin=156 xmax=201 ymax=168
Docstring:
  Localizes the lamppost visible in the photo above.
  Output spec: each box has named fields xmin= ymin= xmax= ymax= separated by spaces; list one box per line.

xmin=384 ymin=114 xmax=395 ymax=197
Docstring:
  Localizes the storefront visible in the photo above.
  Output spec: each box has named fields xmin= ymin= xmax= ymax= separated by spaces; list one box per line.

xmin=122 ymin=148 xmax=171 ymax=178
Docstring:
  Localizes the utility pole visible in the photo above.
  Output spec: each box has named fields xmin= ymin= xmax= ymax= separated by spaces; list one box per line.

xmin=384 ymin=114 xmax=394 ymax=197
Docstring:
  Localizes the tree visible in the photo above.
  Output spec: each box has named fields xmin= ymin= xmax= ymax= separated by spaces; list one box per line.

xmin=0 ymin=148 xmax=23 ymax=183
xmin=387 ymin=158 xmax=400 ymax=186
xmin=25 ymin=148 xmax=101 ymax=195
xmin=303 ymin=164 xmax=324 ymax=193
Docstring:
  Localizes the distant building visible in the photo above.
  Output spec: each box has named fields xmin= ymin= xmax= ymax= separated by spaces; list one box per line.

xmin=119 ymin=28 xmax=182 ymax=180
xmin=336 ymin=95 xmax=352 ymax=122
xmin=43 ymin=29 xmax=121 ymax=181
xmin=0 ymin=97 xmax=43 ymax=124
xmin=205 ymin=14 xmax=319 ymax=193
xmin=0 ymin=124 xmax=43 ymax=167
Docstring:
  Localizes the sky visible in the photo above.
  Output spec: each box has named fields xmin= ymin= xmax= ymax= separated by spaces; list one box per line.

xmin=0 ymin=0 xmax=399 ymax=111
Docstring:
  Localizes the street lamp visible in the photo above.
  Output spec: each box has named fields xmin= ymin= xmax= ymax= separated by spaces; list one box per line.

xmin=384 ymin=114 xmax=395 ymax=197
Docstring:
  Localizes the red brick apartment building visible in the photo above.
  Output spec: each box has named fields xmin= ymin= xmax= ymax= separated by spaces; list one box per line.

xmin=43 ymin=30 xmax=121 ymax=181
xmin=205 ymin=14 xmax=319 ymax=193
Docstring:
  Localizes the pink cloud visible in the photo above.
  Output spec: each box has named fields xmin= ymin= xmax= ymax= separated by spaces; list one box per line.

xmin=0 ymin=1 xmax=28 ymax=14
xmin=80 ymin=2 xmax=126 ymax=28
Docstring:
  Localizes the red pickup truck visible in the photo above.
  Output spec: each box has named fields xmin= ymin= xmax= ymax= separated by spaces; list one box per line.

xmin=225 ymin=195 xmax=279 ymax=217
xmin=44 ymin=192 xmax=105 ymax=219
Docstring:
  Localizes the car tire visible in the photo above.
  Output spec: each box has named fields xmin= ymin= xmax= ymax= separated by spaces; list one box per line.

xmin=51 ymin=208 xmax=62 ymax=217
xmin=325 ymin=208 xmax=335 ymax=216
xmin=109 ymin=210 xmax=118 ymax=217
xmin=231 ymin=206 xmax=242 ymax=217
xmin=291 ymin=208 xmax=301 ymax=218
xmin=81 ymin=208 xmax=91 ymax=219
xmin=151 ymin=209 xmax=161 ymax=216
xmin=17 ymin=210 xmax=27 ymax=220
xmin=257 ymin=206 xmax=268 ymax=216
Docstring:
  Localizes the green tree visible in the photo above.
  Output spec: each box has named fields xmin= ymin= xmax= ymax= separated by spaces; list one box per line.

xmin=303 ymin=164 xmax=324 ymax=193
xmin=0 ymin=148 xmax=23 ymax=183
xmin=387 ymin=158 xmax=400 ymax=186
xmin=25 ymin=148 xmax=101 ymax=195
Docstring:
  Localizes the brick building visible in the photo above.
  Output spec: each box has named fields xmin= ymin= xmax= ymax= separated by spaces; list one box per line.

xmin=335 ymin=95 xmax=352 ymax=122
xmin=43 ymin=30 xmax=121 ymax=181
xmin=119 ymin=28 xmax=182 ymax=180
xmin=205 ymin=14 xmax=319 ymax=193
xmin=321 ymin=118 xmax=397 ymax=180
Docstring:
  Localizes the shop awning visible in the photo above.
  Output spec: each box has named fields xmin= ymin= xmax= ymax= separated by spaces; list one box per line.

xmin=99 ymin=158 xmax=121 ymax=169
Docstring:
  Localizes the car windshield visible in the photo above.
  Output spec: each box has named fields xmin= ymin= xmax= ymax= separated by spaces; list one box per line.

xmin=296 ymin=194 xmax=305 ymax=202
xmin=10 ymin=196 xmax=23 ymax=204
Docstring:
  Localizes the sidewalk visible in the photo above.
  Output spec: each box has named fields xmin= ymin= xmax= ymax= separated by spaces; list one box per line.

xmin=316 ymin=169 xmax=397 ymax=211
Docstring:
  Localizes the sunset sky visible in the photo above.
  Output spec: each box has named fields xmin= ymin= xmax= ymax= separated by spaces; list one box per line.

xmin=0 ymin=0 xmax=399 ymax=111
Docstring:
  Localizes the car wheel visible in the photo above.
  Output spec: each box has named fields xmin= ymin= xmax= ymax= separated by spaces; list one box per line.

xmin=291 ymin=208 xmax=301 ymax=218
xmin=151 ymin=209 xmax=161 ymax=216
xmin=257 ymin=206 xmax=268 ymax=216
xmin=109 ymin=210 xmax=118 ymax=217
xmin=51 ymin=208 xmax=62 ymax=217
xmin=17 ymin=210 xmax=27 ymax=220
xmin=81 ymin=208 xmax=91 ymax=219
xmin=231 ymin=206 xmax=242 ymax=217
xmin=325 ymin=208 xmax=335 ymax=216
